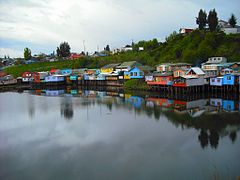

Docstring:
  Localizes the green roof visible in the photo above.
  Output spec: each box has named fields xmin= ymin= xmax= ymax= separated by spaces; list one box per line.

xmin=138 ymin=66 xmax=154 ymax=71
xmin=118 ymin=61 xmax=142 ymax=68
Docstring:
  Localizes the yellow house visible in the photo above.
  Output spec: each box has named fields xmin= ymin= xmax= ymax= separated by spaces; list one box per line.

xmin=100 ymin=63 xmax=120 ymax=73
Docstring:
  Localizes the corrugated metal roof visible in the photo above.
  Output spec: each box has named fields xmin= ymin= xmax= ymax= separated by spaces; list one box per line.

xmin=187 ymin=67 xmax=205 ymax=75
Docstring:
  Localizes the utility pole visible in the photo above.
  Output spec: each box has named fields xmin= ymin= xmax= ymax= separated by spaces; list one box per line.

xmin=83 ymin=40 xmax=86 ymax=54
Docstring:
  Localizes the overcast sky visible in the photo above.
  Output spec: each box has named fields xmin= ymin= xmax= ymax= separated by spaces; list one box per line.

xmin=0 ymin=0 xmax=239 ymax=58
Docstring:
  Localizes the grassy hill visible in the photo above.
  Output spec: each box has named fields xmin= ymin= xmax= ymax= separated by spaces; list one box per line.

xmin=4 ymin=30 xmax=240 ymax=77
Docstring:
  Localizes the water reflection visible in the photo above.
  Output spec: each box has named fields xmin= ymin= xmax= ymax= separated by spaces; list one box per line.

xmin=61 ymin=95 xmax=73 ymax=120
xmin=22 ymin=88 xmax=240 ymax=150
xmin=0 ymin=89 xmax=240 ymax=179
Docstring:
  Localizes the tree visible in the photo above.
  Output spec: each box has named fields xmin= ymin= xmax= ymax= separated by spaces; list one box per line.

xmin=56 ymin=42 xmax=71 ymax=58
xmin=165 ymin=31 xmax=177 ymax=42
xmin=105 ymin=45 xmax=110 ymax=52
xmin=229 ymin=14 xmax=237 ymax=28
xmin=208 ymin=9 xmax=218 ymax=32
xmin=196 ymin=9 xmax=207 ymax=30
xmin=24 ymin=47 xmax=31 ymax=60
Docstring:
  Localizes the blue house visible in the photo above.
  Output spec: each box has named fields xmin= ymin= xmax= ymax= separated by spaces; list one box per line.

xmin=223 ymin=74 xmax=235 ymax=85
xmin=210 ymin=77 xmax=223 ymax=86
xmin=61 ymin=69 xmax=72 ymax=75
xmin=125 ymin=95 xmax=144 ymax=108
xmin=223 ymin=100 xmax=235 ymax=112
xmin=124 ymin=67 xmax=145 ymax=79
xmin=124 ymin=66 xmax=153 ymax=79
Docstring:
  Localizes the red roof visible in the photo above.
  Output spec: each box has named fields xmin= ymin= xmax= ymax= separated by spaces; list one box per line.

xmin=0 ymin=71 xmax=7 ymax=77
xmin=70 ymin=53 xmax=82 ymax=59
xmin=50 ymin=69 xmax=57 ymax=73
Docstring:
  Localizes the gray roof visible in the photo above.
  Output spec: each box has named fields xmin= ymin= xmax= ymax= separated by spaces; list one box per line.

xmin=186 ymin=67 xmax=205 ymax=75
xmin=101 ymin=63 xmax=120 ymax=69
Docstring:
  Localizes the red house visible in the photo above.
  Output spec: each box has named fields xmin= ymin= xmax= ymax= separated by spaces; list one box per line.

xmin=22 ymin=72 xmax=36 ymax=82
xmin=179 ymin=28 xmax=193 ymax=34
xmin=50 ymin=69 xmax=58 ymax=75
xmin=70 ymin=53 xmax=82 ymax=60
xmin=147 ymin=72 xmax=173 ymax=86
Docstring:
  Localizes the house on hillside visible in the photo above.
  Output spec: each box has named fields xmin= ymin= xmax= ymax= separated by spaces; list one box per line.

xmin=218 ymin=19 xmax=240 ymax=34
xmin=70 ymin=53 xmax=82 ymax=60
xmin=179 ymin=28 xmax=193 ymax=34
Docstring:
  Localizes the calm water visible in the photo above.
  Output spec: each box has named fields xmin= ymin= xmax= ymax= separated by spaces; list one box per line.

xmin=0 ymin=89 xmax=239 ymax=180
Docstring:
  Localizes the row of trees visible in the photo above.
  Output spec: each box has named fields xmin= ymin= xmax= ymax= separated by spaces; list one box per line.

xmin=196 ymin=9 xmax=237 ymax=31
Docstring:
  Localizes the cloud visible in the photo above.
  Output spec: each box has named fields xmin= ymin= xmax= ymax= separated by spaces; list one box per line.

xmin=0 ymin=0 xmax=239 ymax=57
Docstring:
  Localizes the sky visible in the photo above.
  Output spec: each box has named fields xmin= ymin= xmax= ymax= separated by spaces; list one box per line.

xmin=0 ymin=0 xmax=239 ymax=58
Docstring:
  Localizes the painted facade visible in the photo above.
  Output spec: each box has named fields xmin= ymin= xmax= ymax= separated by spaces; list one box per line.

xmin=222 ymin=74 xmax=235 ymax=85
xmin=173 ymin=76 xmax=205 ymax=87
xmin=210 ymin=77 xmax=223 ymax=86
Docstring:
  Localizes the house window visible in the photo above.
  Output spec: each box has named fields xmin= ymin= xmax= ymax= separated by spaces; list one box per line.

xmin=130 ymin=72 xmax=133 ymax=76
xmin=211 ymin=79 xmax=215 ymax=83
xmin=134 ymin=72 xmax=137 ymax=76
xmin=217 ymin=79 xmax=221 ymax=83
xmin=140 ymin=72 xmax=144 ymax=76
xmin=227 ymin=76 xmax=231 ymax=80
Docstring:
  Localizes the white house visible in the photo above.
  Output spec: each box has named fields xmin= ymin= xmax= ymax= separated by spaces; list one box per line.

xmin=201 ymin=57 xmax=227 ymax=76
xmin=218 ymin=19 xmax=240 ymax=34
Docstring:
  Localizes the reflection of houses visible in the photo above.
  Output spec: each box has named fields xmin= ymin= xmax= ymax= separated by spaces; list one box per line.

xmin=173 ymin=100 xmax=187 ymax=112
xmin=45 ymin=90 xmax=65 ymax=96
xmin=210 ymin=98 xmax=222 ymax=107
xmin=45 ymin=75 xmax=65 ymax=83
xmin=125 ymin=95 xmax=145 ymax=108
xmin=186 ymin=99 xmax=207 ymax=118
xmin=222 ymin=100 xmax=238 ymax=112
xmin=146 ymin=98 xmax=173 ymax=108
xmin=33 ymin=72 xmax=49 ymax=83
